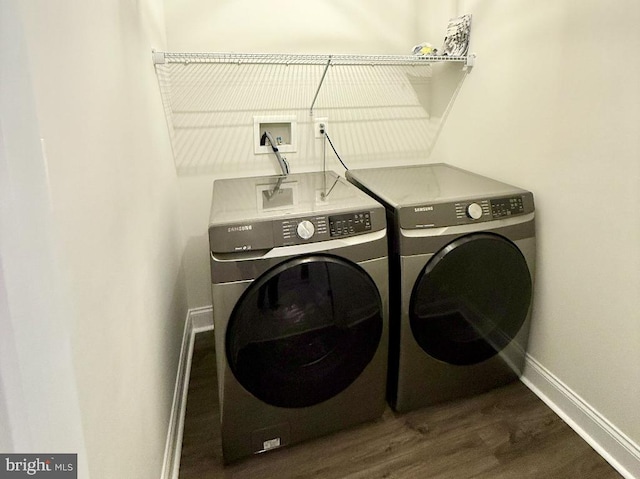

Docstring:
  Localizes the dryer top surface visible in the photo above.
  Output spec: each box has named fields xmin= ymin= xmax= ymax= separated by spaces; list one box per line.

xmin=346 ymin=163 xmax=528 ymax=207
xmin=346 ymin=163 xmax=534 ymax=229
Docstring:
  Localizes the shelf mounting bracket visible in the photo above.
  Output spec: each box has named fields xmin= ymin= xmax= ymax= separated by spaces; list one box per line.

xmin=309 ymin=56 xmax=332 ymax=116
xmin=463 ymin=53 xmax=476 ymax=71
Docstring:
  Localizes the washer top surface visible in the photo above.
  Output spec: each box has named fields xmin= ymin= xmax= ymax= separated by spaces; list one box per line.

xmin=209 ymin=170 xmax=385 ymax=253
xmin=210 ymin=170 xmax=379 ymax=225
xmin=346 ymin=163 xmax=534 ymax=229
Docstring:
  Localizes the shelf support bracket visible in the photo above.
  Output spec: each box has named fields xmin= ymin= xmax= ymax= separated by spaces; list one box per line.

xmin=309 ymin=56 xmax=332 ymax=116
xmin=463 ymin=53 xmax=476 ymax=71
xmin=152 ymin=50 xmax=166 ymax=65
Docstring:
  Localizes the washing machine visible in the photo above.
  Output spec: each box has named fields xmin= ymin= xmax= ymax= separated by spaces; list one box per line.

xmin=208 ymin=170 xmax=389 ymax=463
xmin=346 ymin=163 xmax=535 ymax=413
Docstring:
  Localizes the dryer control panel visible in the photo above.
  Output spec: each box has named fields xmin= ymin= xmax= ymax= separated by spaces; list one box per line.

xmin=490 ymin=196 xmax=525 ymax=218
xmin=399 ymin=192 xmax=534 ymax=229
xmin=454 ymin=196 xmax=526 ymax=222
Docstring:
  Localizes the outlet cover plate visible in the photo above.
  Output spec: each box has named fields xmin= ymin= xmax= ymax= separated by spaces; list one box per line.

xmin=314 ymin=117 xmax=328 ymax=139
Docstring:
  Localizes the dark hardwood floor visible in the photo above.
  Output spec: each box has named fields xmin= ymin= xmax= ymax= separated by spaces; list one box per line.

xmin=179 ymin=331 xmax=621 ymax=479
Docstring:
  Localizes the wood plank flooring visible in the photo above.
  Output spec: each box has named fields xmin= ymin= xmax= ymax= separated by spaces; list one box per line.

xmin=179 ymin=331 xmax=622 ymax=479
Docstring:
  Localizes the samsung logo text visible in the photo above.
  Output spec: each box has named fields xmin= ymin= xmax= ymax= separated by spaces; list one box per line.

xmin=228 ymin=225 xmax=252 ymax=233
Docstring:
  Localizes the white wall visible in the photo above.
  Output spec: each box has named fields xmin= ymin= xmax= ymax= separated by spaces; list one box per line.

xmin=1 ymin=1 xmax=186 ymax=477
xmin=429 ymin=0 xmax=640 ymax=466
xmin=165 ymin=0 xmax=426 ymax=55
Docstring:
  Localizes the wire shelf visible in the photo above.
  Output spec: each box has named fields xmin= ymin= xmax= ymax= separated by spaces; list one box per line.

xmin=152 ymin=51 xmax=474 ymax=67
xmin=152 ymin=50 xmax=474 ymax=172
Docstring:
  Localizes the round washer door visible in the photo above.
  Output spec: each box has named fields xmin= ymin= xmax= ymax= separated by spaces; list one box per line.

xmin=226 ymin=254 xmax=383 ymax=408
xmin=410 ymin=233 xmax=532 ymax=366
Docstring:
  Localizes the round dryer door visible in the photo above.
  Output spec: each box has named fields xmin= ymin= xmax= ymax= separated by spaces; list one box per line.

xmin=410 ymin=233 xmax=532 ymax=366
xmin=227 ymin=254 xmax=383 ymax=408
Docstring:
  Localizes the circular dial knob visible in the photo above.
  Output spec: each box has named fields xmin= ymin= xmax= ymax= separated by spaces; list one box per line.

xmin=466 ymin=203 xmax=483 ymax=220
xmin=296 ymin=220 xmax=315 ymax=240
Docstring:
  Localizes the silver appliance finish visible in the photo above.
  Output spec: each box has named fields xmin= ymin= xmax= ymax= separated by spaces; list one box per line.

xmin=209 ymin=171 xmax=389 ymax=462
xmin=346 ymin=163 xmax=536 ymax=413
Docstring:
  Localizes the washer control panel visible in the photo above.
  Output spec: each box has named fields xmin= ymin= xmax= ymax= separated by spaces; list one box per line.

xmin=296 ymin=220 xmax=315 ymax=240
xmin=281 ymin=216 xmax=328 ymax=243
xmin=278 ymin=210 xmax=374 ymax=245
xmin=329 ymin=211 xmax=372 ymax=237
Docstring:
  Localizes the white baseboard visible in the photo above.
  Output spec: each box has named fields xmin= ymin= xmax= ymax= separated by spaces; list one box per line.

xmin=522 ymin=354 xmax=640 ymax=479
xmin=160 ymin=306 xmax=213 ymax=479
xmin=189 ymin=305 xmax=215 ymax=333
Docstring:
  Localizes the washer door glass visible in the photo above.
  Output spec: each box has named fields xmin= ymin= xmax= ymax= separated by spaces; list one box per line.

xmin=227 ymin=254 xmax=383 ymax=408
xmin=410 ymin=233 xmax=532 ymax=366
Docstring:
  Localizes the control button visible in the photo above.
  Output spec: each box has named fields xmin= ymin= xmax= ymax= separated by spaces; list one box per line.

xmin=466 ymin=203 xmax=483 ymax=220
xmin=296 ymin=220 xmax=315 ymax=240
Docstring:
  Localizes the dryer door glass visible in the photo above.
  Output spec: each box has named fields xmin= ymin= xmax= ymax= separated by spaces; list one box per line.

xmin=410 ymin=233 xmax=532 ymax=366
xmin=227 ymin=254 xmax=383 ymax=408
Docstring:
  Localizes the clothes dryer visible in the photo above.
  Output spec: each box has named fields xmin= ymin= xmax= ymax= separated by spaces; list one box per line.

xmin=346 ymin=164 xmax=535 ymax=413
xmin=208 ymin=171 xmax=388 ymax=463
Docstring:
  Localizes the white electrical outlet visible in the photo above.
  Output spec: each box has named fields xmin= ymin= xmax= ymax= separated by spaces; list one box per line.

xmin=314 ymin=118 xmax=328 ymax=139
